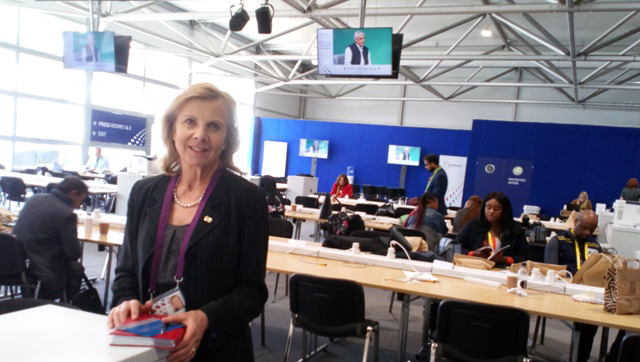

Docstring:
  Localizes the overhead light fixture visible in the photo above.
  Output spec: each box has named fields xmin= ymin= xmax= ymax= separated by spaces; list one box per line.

xmin=481 ymin=27 xmax=493 ymax=37
xmin=255 ymin=1 xmax=275 ymax=34
xmin=229 ymin=1 xmax=250 ymax=32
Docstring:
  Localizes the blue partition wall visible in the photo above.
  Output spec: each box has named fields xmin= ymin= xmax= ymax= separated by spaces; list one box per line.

xmin=256 ymin=117 xmax=472 ymax=198
xmin=467 ymin=120 xmax=640 ymax=216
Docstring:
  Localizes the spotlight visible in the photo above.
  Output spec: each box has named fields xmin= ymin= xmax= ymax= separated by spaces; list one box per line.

xmin=229 ymin=2 xmax=249 ymax=32
xmin=255 ymin=1 xmax=275 ymax=34
xmin=481 ymin=27 xmax=493 ymax=37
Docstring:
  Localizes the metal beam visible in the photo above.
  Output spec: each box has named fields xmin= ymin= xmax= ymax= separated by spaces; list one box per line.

xmin=522 ymin=68 xmax=575 ymax=102
xmin=227 ymin=20 xmax=315 ymax=55
xmin=448 ymin=68 xmax=516 ymax=99
xmin=448 ymin=66 xmax=484 ymax=98
xmin=396 ymin=0 xmax=427 ymax=33
xmin=289 ymin=35 xmax=317 ymax=80
xmin=403 ymin=14 xmax=483 ymax=49
xmin=102 ymin=4 xmax=640 ymax=22
xmin=505 ymin=0 xmax=569 ymax=55
xmin=493 ymin=14 xmax=566 ymax=55
xmin=581 ymin=37 xmax=640 ymax=83
xmin=566 ymin=0 xmax=579 ymax=103
xmin=118 ymin=1 xmax=161 ymax=14
xmin=581 ymin=71 xmax=640 ymax=102
xmin=581 ymin=26 xmax=640 ymax=55
xmin=419 ymin=15 xmax=485 ymax=81
xmin=400 ymin=67 xmax=446 ymax=100
xmin=359 ymin=0 xmax=367 ymax=28
xmin=578 ymin=11 xmax=639 ymax=56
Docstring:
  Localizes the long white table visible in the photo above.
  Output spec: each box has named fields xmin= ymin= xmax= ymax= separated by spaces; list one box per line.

xmin=0 ymin=305 xmax=169 ymax=362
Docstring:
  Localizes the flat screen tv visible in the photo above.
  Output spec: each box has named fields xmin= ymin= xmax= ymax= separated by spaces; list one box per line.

xmin=299 ymin=139 xmax=329 ymax=159
xmin=63 ymin=31 xmax=131 ymax=73
xmin=317 ymin=27 xmax=395 ymax=77
xmin=387 ymin=145 xmax=421 ymax=166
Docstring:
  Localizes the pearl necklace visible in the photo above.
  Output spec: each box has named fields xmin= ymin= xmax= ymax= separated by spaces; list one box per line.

xmin=173 ymin=174 xmax=206 ymax=208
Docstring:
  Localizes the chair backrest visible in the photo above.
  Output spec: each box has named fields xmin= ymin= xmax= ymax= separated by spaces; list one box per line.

xmin=21 ymin=169 xmax=38 ymax=175
xmin=0 ymin=298 xmax=79 ymax=316
xmin=1 ymin=177 xmax=27 ymax=201
xmin=397 ymin=188 xmax=406 ymax=197
xmin=351 ymin=184 xmax=360 ymax=194
xmin=45 ymin=182 xmax=58 ymax=193
xmin=268 ymin=218 xmax=294 ymax=238
xmin=395 ymin=207 xmax=413 ymax=218
xmin=375 ymin=186 xmax=387 ymax=196
xmin=289 ymin=274 xmax=365 ymax=328
xmin=50 ymin=171 xmax=65 ymax=178
xmin=618 ymin=333 xmax=640 ymax=362
xmin=362 ymin=185 xmax=377 ymax=197
xmin=0 ymin=232 xmax=28 ymax=278
xmin=436 ymin=300 xmax=530 ymax=361
xmin=394 ymin=226 xmax=427 ymax=240
xmin=107 ymin=174 xmax=118 ymax=185
xmin=386 ymin=188 xmax=399 ymax=199
xmin=295 ymin=196 xmax=319 ymax=209
xmin=355 ymin=203 xmax=378 ymax=215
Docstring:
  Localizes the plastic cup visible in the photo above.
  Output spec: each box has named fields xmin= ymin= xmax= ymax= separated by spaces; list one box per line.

xmin=99 ymin=222 xmax=110 ymax=235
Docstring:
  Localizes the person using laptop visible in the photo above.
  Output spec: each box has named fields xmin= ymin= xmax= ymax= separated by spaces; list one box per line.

xmin=570 ymin=191 xmax=592 ymax=210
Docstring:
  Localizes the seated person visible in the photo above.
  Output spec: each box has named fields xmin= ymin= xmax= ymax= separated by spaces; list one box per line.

xmin=452 ymin=195 xmax=482 ymax=233
xmin=570 ymin=191 xmax=592 ymax=211
xmin=330 ymin=174 xmax=353 ymax=199
xmin=456 ymin=192 xmax=528 ymax=266
xmin=544 ymin=210 xmax=600 ymax=362
xmin=85 ymin=146 xmax=110 ymax=172
xmin=13 ymin=177 xmax=88 ymax=300
xmin=404 ymin=192 xmax=447 ymax=237
xmin=620 ymin=178 xmax=640 ymax=201
xmin=259 ymin=175 xmax=285 ymax=219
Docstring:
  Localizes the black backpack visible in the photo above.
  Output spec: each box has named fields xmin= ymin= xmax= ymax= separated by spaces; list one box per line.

xmin=327 ymin=212 xmax=364 ymax=236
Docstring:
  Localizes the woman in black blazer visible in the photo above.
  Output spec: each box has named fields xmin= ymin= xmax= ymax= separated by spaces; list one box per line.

xmin=455 ymin=192 xmax=528 ymax=266
xmin=108 ymin=83 xmax=268 ymax=361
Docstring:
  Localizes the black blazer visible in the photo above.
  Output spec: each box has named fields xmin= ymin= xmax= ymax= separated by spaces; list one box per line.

xmin=426 ymin=168 xmax=448 ymax=215
xmin=111 ymin=170 xmax=268 ymax=360
xmin=455 ymin=219 xmax=528 ymax=264
xmin=13 ymin=190 xmax=82 ymax=299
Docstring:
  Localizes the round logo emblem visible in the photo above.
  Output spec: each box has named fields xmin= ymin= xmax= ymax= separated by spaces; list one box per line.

xmin=485 ymin=164 xmax=495 ymax=174
xmin=513 ymin=166 xmax=523 ymax=176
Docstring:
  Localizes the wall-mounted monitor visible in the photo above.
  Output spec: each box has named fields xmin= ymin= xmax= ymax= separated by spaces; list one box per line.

xmin=299 ymin=139 xmax=329 ymax=159
xmin=317 ymin=27 xmax=394 ymax=77
xmin=63 ymin=31 xmax=131 ymax=73
xmin=387 ymin=145 xmax=421 ymax=166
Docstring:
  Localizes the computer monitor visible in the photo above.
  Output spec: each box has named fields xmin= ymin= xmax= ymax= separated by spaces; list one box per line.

xmin=565 ymin=204 xmax=581 ymax=212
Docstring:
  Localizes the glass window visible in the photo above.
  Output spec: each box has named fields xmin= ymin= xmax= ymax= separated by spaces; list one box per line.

xmin=14 ymin=142 xmax=82 ymax=169
xmin=234 ymin=104 xmax=253 ymax=174
xmin=0 ymin=141 xmax=12 ymax=170
xmin=17 ymin=53 xmax=86 ymax=103
xmin=0 ymin=48 xmax=17 ymax=91
xmin=98 ymin=147 xmax=146 ymax=174
xmin=16 ymin=98 xmax=84 ymax=142
xmin=0 ymin=6 xmax=18 ymax=44
xmin=0 ymin=94 xmax=15 ymax=136
xmin=18 ymin=9 xmax=85 ymax=56
xmin=145 ymin=51 xmax=188 ymax=88
xmin=91 ymin=72 xmax=144 ymax=112
xmin=127 ymin=44 xmax=146 ymax=77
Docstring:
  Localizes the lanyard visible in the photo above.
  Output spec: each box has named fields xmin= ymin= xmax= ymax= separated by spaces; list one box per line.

xmin=425 ymin=166 xmax=441 ymax=191
xmin=570 ymin=229 xmax=589 ymax=270
xmin=148 ymin=169 xmax=223 ymax=297
xmin=487 ymin=231 xmax=496 ymax=250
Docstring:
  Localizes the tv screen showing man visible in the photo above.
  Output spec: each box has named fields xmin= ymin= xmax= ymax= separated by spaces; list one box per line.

xmin=63 ymin=31 xmax=116 ymax=72
xmin=299 ymin=139 xmax=329 ymax=159
xmin=317 ymin=28 xmax=392 ymax=76
xmin=387 ymin=145 xmax=420 ymax=166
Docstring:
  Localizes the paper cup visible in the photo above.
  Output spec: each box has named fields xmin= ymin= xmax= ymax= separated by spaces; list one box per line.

xmin=99 ymin=222 xmax=110 ymax=235
xmin=291 ymin=204 xmax=298 ymax=212
xmin=506 ymin=273 xmax=518 ymax=289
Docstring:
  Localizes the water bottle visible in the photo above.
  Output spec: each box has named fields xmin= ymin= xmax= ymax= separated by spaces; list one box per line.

xmin=84 ymin=212 xmax=93 ymax=234
xmin=517 ymin=263 xmax=528 ymax=289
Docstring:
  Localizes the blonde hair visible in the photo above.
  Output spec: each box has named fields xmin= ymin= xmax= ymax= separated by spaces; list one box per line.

xmin=160 ymin=83 xmax=241 ymax=175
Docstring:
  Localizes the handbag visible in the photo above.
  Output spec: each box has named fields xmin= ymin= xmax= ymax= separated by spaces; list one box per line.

xmin=573 ymin=253 xmax=613 ymax=287
xmin=70 ymin=272 xmax=104 ymax=314
xmin=453 ymin=254 xmax=495 ymax=270
xmin=375 ymin=203 xmax=395 ymax=217
xmin=603 ymin=258 xmax=640 ymax=315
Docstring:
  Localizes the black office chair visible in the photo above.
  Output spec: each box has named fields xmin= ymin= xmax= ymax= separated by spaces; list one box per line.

xmin=395 ymin=207 xmax=413 ymax=219
xmin=0 ymin=176 xmax=28 ymax=209
xmin=45 ymin=182 xmax=58 ymax=194
xmin=351 ymin=184 xmax=361 ymax=198
xmin=284 ymin=274 xmax=379 ymax=362
xmin=362 ymin=185 xmax=377 ymax=199
xmin=50 ymin=171 xmax=66 ymax=178
xmin=397 ymin=188 xmax=406 ymax=197
xmin=617 ymin=333 xmax=640 ymax=362
xmin=295 ymin=196 xmax=319 ymax=209
xmin=355 ymin=203 xmax=378 ymax=215
xmin=0 ymin=233 xmax=41 ymax=299
xmin=269 ymin=218 xmax=294 ymax=303
xmin=527 ymin=242 xmax=546 ymax=263
xmin=375 ymin=186 xmax=387 ymax=199
xmin=385 ymin=188 xmax=400 ymax=200
xmin=430 ymin=300 xmax=531 ymax=362
xmin=0 ymin=298 xmax=79 ymax=315
xmin=20 ymin=169 xmax=38 ymax=175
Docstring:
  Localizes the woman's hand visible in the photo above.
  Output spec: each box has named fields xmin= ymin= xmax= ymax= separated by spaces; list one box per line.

xmin=107 ymin=299 xmax=152 ymax=328
xmin=473 ymin=248 xmax=492 ymax=259
xmin=491 ymin=251 xmax=506 ymax=264
xmin=164 ymin=310 xmax=209 ymax=362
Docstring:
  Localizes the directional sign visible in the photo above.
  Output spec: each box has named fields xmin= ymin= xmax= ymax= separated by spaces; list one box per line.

xmin=90 ymin=109 xmax=146 ymax=147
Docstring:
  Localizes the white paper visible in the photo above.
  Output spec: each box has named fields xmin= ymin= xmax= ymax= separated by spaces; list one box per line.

xmin=403 ymin=270 xmax=439 ymax=282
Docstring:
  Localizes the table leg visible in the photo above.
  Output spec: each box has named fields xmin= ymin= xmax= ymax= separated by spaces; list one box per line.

xmin=295 ymin=219 xmax=302 ymax=239
xmin=599 ymin=327 xmax=609 ymax=362
xmin=396 ymin=293 xmax=411 ymax=362
xmin=103 ymin=245 xmax=113 ymax=312
xmin=414 ymin=297 xmax=431 ymax=360
xmin=569 ymin=326 xmax=580 ymax=362
xmin=313 ymin=223 xmax=321 ymax=243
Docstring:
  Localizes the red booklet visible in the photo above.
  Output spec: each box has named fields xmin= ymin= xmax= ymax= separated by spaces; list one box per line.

xmin=110 ymin=314 xmax=186 ymax=349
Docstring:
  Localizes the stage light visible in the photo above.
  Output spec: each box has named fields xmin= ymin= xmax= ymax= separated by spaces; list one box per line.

xmin=255 ymin=1 xmax=275 ymax=34
xmin=229 ymin=2 xmax=249 ymax=32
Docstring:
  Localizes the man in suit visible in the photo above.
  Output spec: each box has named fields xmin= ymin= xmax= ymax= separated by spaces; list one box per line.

xmin=308 ymin=140 xmax=319 ymax=154
xmin=81 ymin=32 xmax=99 ymax=62
xmin=13 ymin=177 xmax=88 ymax=300
xmin=85 ymin=146 xmax=110 ymax=171
xmin=344 ymin=30 xmax=372 ymax=65
xmin=424 ymin=153 xmax=448 ymax=216
xmin=400 ymin=147 xmax=411 ymax=161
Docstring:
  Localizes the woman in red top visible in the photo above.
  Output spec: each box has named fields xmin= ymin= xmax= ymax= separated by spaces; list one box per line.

xmin=330 ymin=174 xmax=353 ymax=199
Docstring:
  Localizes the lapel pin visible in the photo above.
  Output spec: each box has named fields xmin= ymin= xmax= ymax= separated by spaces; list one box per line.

xmin=203 ymin=216 xmax=213 ymax=223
